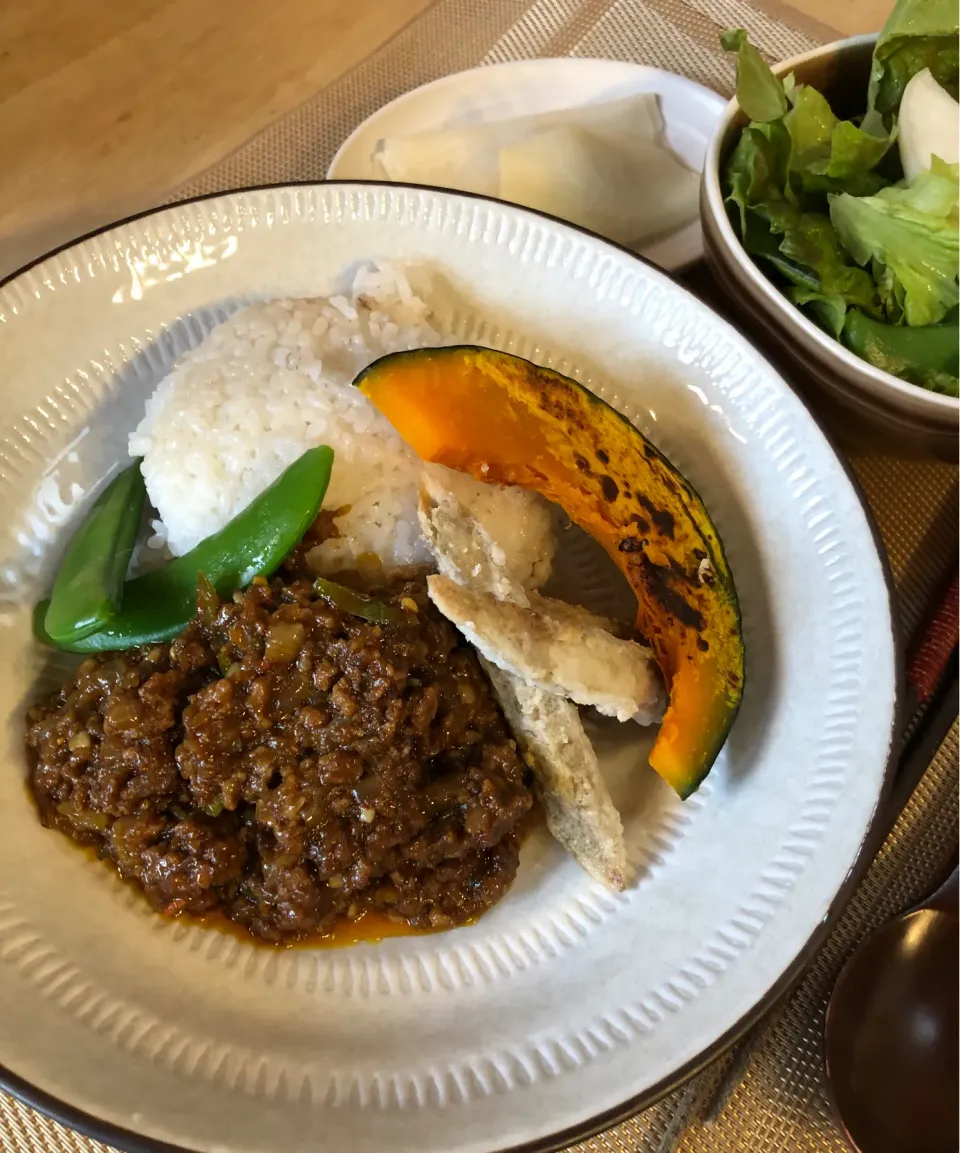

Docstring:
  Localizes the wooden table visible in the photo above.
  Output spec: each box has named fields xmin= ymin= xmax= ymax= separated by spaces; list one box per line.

xmin=0 ymin=0 xmax=892 ymax=279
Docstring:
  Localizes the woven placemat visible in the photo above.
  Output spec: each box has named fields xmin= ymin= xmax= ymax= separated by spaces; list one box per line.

xmin=3 ymin=0 xmax=957 ymax=1150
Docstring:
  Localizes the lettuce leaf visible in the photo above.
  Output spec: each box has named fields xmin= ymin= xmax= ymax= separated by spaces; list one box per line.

xmin=869 ymin=0 xmax=959 ymax=116
xmin=778 ymin=214 xmax=882 ymax=322
xmin=829 ymin=162 xmax=959 ymax=326
xmin=783 ymin=86 xmax=895 ymax=206
xmin=723 ymin=29 xmax=896 ymax=190
xmin=725 ymin=121 xmax=793 ymax=232
xmin=722 ymin=50 xmax=886 ymax=333
xmin=785 ymin=88 xmax=887 ymax=177
xmin=733 ymin=202 xmax=877 ymax=339
xmin=721 ymin=28 xmax=787 ymax=122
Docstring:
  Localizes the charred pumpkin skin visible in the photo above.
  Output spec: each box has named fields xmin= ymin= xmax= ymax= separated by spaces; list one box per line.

xmin=357 ymin=346 xmax=744 ymax=798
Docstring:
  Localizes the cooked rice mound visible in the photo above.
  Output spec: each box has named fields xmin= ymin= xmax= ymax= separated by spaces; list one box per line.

xmin=129 ymin=262 xmax=442 ymax=570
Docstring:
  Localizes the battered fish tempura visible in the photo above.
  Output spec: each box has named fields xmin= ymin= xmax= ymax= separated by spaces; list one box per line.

xmin=418 ymin=465 xmax=637 ymax=891
xmin=427 ymin=575 xmax=665 ymax=725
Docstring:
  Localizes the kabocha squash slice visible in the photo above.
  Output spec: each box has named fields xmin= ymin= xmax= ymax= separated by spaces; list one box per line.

xmin=356 ymin=346 xmax=744 ymax=799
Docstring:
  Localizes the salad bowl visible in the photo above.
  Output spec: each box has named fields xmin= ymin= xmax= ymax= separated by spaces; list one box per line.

xmin=701 ymin=32 xmax=959 ymax=460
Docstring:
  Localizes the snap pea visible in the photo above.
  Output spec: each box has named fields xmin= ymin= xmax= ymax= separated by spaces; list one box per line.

xmin=35 ymin=446 xmax=334 ymax=652
xmin=313 ymin=576 xmax=414 ymax=625
xmin=842 ymin=310 xmax=959 ymax=395
xmin=43 ymin=461 xmax=146 ymax=645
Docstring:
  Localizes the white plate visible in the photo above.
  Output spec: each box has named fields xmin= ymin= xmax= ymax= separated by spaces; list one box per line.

xmin=0 ymin=184 xmax=896 ymax=1153
xmin=327 ymin=59 xmax=724 ymax=271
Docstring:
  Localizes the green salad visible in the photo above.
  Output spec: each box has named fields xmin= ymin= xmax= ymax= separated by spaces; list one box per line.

xmin=721 ymin=0 xmax=959 ymax=396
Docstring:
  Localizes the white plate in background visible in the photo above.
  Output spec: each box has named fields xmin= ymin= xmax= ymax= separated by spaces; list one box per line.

xmin=328 ymin=59 xmax=725 ymax=270
xmin=0 ymin=184 xmax=896 ymax=1153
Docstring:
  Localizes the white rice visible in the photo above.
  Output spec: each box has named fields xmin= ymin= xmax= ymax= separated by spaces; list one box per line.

xmin=129 ymin=263 xmax=445 ymax=570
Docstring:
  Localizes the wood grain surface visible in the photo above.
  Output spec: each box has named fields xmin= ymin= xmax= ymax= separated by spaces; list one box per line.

xmin=0 ymin=0 xmax=891 ymax=278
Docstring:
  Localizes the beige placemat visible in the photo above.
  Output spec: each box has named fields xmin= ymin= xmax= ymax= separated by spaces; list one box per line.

xmin=3 ymin=0 xmax=957 ymax=1150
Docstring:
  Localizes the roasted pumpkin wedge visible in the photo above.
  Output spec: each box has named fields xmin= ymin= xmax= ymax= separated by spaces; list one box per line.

xmin=356 ymin=346 xmax=744 ymax=799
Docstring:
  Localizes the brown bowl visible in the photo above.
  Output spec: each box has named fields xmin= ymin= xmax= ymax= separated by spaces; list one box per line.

xmin=700 ymin=34 xmax=959 ymax=461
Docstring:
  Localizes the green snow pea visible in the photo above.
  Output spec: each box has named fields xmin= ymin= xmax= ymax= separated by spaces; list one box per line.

xmin=35 ymin=446 xmax=334 ymax=652
xmin=43 ymin=461 xmax=146 ymax=645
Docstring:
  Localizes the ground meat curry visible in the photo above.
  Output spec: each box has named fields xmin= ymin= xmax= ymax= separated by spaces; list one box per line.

xmin=26 ymin=568 xmax=533 ymax=944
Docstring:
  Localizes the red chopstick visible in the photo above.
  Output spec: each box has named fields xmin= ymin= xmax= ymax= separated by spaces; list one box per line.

xmin=906 ymin=574 xmax=959 ymax=706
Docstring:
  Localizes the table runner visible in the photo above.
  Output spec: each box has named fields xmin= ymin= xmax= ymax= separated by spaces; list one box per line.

xmin=3 ymin=0 xmax=957 ymax=1150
